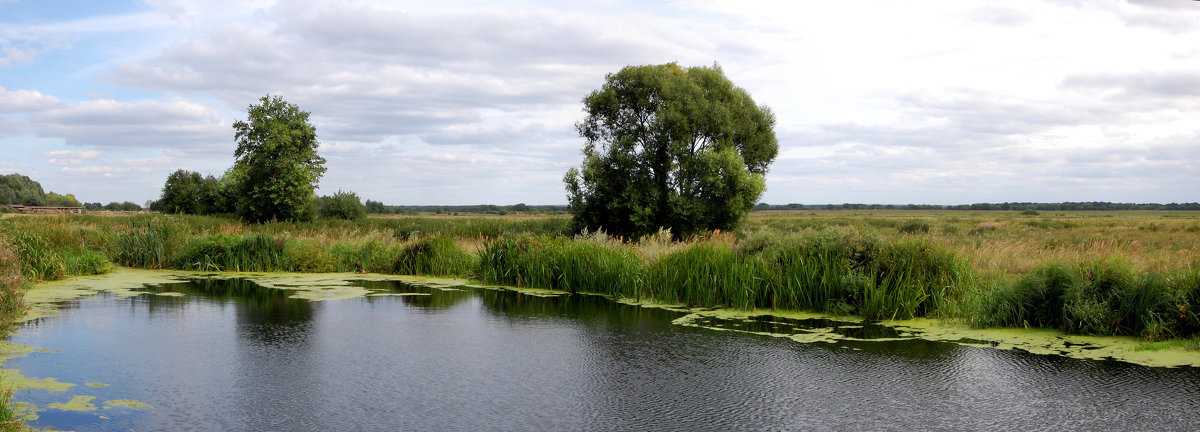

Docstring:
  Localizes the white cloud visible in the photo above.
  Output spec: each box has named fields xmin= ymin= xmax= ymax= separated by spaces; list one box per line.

xmin=29 ymin=98 xmax=228 ymax=155
xmin=43 ymin=149 xmax=102 ymax=166
xmin=0 ymin=86 xmax=62 ymax=112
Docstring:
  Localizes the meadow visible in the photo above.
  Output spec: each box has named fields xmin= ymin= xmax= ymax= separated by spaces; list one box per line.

xmin=1 ymin=210 xmax=1198 ymax=343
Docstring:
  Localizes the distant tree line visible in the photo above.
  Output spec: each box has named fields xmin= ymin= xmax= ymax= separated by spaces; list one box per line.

xmin=83 ymin=202 xmax=143 ymax=212
xmin=753 ymin=202 xmax=1200 ymax=211
xmin=363 ymin=202 xmax=568 ymax=215
xmin=0 ymin=173 xmax=87 ymax=208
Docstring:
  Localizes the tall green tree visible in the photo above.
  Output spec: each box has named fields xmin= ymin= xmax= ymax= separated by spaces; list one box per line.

xmin=0 ymin=173 xmax=47 ymax=206
xmin=564 ymin=63 xmax=778 ymax=239
xmin=232 ymin=95 xmax=326 ymax=222
xmin=208 ymin=167 xmax=242 ymax=214
xmin=159 ymin=169 xmax=209 ymax=214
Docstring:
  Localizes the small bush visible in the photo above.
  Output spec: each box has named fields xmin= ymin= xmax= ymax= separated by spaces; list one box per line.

xmin=318 ymin=190 xmax=367 ymax=221
xmin=1021 ymin=208 xmax=1040 ymax=216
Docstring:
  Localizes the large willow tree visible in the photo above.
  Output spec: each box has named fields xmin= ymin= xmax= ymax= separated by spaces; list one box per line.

xmin=564 ymin=63 xmax=778 ymax=239
xmin=232 ymin=95 xmax=326 ymax=222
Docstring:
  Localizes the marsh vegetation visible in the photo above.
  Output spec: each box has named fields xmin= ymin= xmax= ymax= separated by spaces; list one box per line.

xmin=1 ymin=209 xmax=1197 ymax=343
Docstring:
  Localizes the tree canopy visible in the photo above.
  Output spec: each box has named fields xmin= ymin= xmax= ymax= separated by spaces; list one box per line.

xmin=156 ymin=168 xmax=239 ymax=215
xmin=564 ymin=63 xmax=778 ymax=239
xmin=44 ymin=192 xmax=82 ymax=207
xmin=0 ymin=173 xmax=47 ymax=206
xmin=159 ymin=169 xmax=210 ymax=214
xmin=232 ymin=95 xmax=326 ymax=222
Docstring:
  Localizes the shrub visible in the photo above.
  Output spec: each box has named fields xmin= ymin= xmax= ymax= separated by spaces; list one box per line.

xmin=318 ymin=190 xmax=366 ymax=221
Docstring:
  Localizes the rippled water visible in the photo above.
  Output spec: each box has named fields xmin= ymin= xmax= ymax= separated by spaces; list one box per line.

xmin=9 ymin=277 xmax=1200 ymax=431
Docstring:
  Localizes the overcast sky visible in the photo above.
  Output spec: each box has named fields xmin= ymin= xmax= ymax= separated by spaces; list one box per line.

xmin=2 ymin=0 xmax=1198 ymax=206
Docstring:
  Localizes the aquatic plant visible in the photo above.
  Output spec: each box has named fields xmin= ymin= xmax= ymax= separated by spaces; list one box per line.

xmin=108 ymin=217 xmax=183 ymax=269
xmin=394 ymin=235 xmax=475 ymax=277
xmin=7 ymin=232 xmax=65 ymax=281
xmin=645 ymin=241 xmax=770 ymax=309
xmin=177 ymin=233 xmax=288 ymax=272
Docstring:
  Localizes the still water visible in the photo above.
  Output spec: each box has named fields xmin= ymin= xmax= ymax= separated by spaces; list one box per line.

xmin=9 ymin=277 xmax=1200 ymax=431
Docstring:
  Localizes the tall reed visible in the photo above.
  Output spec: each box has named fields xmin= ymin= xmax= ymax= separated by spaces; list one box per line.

xmin=394 ymin=235 xmax=476 ymax=277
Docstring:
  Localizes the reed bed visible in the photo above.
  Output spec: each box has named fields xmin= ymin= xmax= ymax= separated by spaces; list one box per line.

xmin=1 ymin=211 xmax=1198 ymax=341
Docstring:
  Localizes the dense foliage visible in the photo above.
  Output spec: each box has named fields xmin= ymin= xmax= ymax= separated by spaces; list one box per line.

xmin=0 ymin=173 xmax=46 ymax=206
xmin=318 ymin=190 xmax=367 ymax=221
xmin=0 ymin=173 xmax=79 ymax=207
xmin=159 ymin=170 xmax=212 ymax=214
xmin=565 ymin=63 xmax=778 ymax=239
xmin=232 ymin=95 xmax=326 ymax=222
xmin=155 ymin=168 xmax=238 ymax=215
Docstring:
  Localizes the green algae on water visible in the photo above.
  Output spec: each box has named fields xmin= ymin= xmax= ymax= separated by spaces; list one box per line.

xmin=0 ymin=341 xmax=76 ymax=392
xmin=84 ymin=382 xmax=109 ymax=387
xmin=47 ymin=395 xmax=97 ymax=411
xmin=10 ymin=401 xmax=41 ymax=421
xmin=22 ymin=269 xmax=199 ymax=321
xmin=104 ymin=399 xmax=150 ymax=408
xmin=669 ymin=307 xmax=1200 ymax=368
xmin=22 ymin=270 xmax=479 ymax=321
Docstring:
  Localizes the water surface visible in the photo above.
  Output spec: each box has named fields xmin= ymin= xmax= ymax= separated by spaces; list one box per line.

xmin=9 ymin=277 xmax=1200 ymax=431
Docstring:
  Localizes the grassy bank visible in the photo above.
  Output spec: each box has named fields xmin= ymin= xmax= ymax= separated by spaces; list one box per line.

xmin=0 ymin=235 xmax=29 ymax=431
xmin=0 ymin=211 xmax=1198 ymax=342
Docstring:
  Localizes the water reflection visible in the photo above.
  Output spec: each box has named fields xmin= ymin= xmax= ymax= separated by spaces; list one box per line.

xmin=7 ymin=276 xmax=1200 ymax=431
xmin=352 ymin=280 xmax=472 ymax=309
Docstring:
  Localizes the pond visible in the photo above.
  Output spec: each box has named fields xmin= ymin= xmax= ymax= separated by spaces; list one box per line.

xmin=6 ymin=272 xmax=1200 ymax=431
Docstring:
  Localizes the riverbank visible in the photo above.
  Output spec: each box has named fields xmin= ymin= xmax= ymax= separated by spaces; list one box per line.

xmin=0 ymin=211 xmax=1198 ymax=343
xmin=13 ymin=269 xmax=1200 ymax=369
xmin=11 ymin=270 xmax=1200 ymax=431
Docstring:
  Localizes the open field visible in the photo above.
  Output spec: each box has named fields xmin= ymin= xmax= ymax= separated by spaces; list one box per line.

xmin=744 ymin=210 xmax=1200 ymax=275
xmin=1 ymin=210 xmax=1198 ymax=343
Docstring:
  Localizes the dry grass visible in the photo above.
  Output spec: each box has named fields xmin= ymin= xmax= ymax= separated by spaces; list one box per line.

xmin=743 ymin=210 xmax=1200 ymax=276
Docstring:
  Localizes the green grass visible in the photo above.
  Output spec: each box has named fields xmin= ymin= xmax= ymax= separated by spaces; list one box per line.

xmin=0 ymin=388 xmax=24 ymax=432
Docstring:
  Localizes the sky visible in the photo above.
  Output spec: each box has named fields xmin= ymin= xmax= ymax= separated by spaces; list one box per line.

xmin=1 ymin=0 xmax=1198 ymax=206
